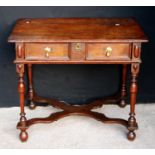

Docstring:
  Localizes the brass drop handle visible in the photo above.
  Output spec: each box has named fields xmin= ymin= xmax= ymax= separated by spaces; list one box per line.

xmin=75 ymin=43 xmax=81 ymax=51
xmin=105 ymin=47 xmax=112 ymax=57
xmin=44 ymin=47 xmax=52 ymax=58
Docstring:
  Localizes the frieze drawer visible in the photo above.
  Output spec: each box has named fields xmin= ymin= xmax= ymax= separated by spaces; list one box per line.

xmin=25 ymin=43 xmax=69 ymax=60
xmin=86 ymin=43 xmax=131 ymax=60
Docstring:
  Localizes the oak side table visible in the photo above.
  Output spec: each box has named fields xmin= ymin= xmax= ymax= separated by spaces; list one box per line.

xmin=8 ymin=18 xmax=148 ymax=142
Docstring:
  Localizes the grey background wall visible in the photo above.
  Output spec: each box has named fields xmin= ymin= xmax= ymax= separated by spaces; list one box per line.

xmin=0 ymin=6 xmax=154 ymax=107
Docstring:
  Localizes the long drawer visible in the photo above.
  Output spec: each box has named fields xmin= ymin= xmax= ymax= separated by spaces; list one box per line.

xmin=24 ymin=43 xmax=131 ymax=61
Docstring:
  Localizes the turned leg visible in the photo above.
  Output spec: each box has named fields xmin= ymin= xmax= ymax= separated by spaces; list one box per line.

xmin=119 ymin=64 xmax=127 ymax=107
xmin=16 ymin=64 xmax=28 ymax=142
xmin=27 ymin=64 xmax=36 ymax=109
xmin=127 ymin=63 xmax=139 ymax=141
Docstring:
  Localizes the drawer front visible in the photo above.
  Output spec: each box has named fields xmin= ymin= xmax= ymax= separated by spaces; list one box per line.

xmin=70 ymin=43 xmax=85 ymax=61
xmin=86 ymin=43 xmax=131 ymax=60
xmin=25 ymin=43 xmax=69 ymax=60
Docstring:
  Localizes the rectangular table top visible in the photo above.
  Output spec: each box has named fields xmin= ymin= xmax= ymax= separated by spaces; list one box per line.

xmin=8 ymin=18 xmax=148 ymax=43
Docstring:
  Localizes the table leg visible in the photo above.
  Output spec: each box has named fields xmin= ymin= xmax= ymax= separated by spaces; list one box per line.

xmin=27 ymin=64 xmax=36 ymax=109
xmin=16 ymin=64 xmax=28 ymax=142
xmin=127 ymin=63 xmax=139 ymax=141
xmin=119 ymin=64 xmax=127 ymax=107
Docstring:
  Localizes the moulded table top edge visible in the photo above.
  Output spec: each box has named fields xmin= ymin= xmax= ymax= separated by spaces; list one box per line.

xmin=8 ymin=18 xmax=148 ymax=43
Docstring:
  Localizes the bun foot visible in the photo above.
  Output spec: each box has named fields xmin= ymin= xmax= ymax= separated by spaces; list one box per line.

xmin=119 ymin=99 xmax=126 ymax=108
xmin=29 ymin=101 xmax=36 ymax=110
xmin=127 ymin=131 xmax=136 ymax=141
xmin=20 ymin=131 xmax=28 ymax=142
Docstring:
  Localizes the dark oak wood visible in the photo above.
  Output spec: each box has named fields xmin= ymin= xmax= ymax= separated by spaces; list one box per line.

xmin=127 ymin=63 xmax=139 ymax=141
xmin=86 ymin=43 xmax=131 ymax=60
xmin=8 ymin=18 xmax=148 ymax=142
xmin=16 ymin=64 xmax=28 ymax=142
xmin=119 ymin=64 xmax=127 ymax=107
xmin=25 ymin=43 xmax=69 ymax=60
xmin=8 ymin=18 xmax=148 ymax=43
xmin=27 ymin=64 xmax=36 ymax=109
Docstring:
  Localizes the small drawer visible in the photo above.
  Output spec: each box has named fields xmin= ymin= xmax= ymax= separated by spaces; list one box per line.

xmin=70 ymin=43 xmax=85 ymax=61
xmin=25 ymin=43 xmax=69 ymax=60
xmin=86 ymin=43 xmax=131 ymax=60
